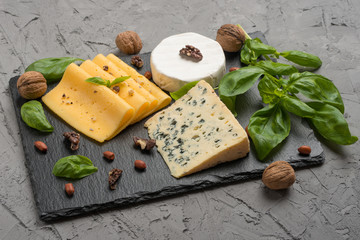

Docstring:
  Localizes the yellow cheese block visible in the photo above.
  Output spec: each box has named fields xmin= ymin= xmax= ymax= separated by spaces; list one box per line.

xmin=91 ymin=54 xmax=158 ymax=121
xmin=42 ymin=63 xmax=135 ymax=142
xmin=79 ymin=60 xmax=149 ymax=126
xmin=106 ymin=53 xmax=171 ymax=113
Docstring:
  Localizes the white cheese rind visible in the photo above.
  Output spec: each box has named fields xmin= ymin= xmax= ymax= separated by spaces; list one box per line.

xmin=150 ymin=32 xmax=226 ymax=92
xmin=145 ymin=80 xmax=250 ymax=178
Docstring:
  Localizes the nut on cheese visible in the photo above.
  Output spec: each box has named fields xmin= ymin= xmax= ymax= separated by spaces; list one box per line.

xmin=42 ymin=63 xmax=135 ymax=142
xmin=145 ymin=80 xmax=250 ymax=178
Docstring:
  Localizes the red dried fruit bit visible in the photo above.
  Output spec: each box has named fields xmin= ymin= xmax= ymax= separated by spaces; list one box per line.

xmin=34 ymin=141 xmax=47 ymax=153
xmin=65 ymin=183 xmax=75 ymax=196
xmin=298 ymin=145 xmax=311 ymax=155
xmin=144 ymin=71 xmax=152 ymax=80
xmin=103 ymin=151 xmax=115 ymax=161
xmin=134 ymin=160 xmax=146 ymax=170
xmin=229 ymin=67 xmax=240 ymax=72
xmin=245 ymin=125 xmax=249 ymax=137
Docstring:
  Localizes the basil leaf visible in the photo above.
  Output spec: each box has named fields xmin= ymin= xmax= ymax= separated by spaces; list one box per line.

xmin=85 ymin=77 xmax=107 ymax=86
xmin=287 ymin=72 xmax=344 ymax=113
xmin=248 ymin=104 xmax=291 ymax=161
xmin=280 ymin=95 xmax=316 ymax=118
xmin=220 ymin=95 xmax=237 ymax=117
xmin=248 ymin=38 xmax=277 ymax=56
xmin=170 ymin=81 xmax=200 ymax=100
xmin=52 ymin=155 xmax=98 ymax=179
xmin=306 ymin=102 xmax=357 ymax=145
xmin=25 ymin=57 xmax=84 ymax=83
xmin=255 ymin=61 xmax=298 ymax=76
xmin=258 ymin=74 xmax=280 ymax=104
xmin=240 ymin=41 xmax=252 ymax=65
xmin=21 ymin=100 xmax=54 ymax=132
xmin=110 ymin=76 xmax=131 ymax=87
xmin=280 ymin=50 xmax=322 ymax=69
xmin=219 ymin=66 xmax=265 ymax=97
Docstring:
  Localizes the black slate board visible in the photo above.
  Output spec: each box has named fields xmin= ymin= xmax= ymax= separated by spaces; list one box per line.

xmin=9 ymin=32 xmax=324 ymax=221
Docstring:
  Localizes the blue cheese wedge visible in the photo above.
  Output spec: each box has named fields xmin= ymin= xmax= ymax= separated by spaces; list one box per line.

xmin=144 ymin=80 xmax=250 ymax=178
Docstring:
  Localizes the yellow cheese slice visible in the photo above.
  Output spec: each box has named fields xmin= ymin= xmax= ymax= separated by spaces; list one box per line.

xmin=79 ymin=60 xmax=149 ymax=126
xmin=91 ymin=54 xmax=158 ymax=121
xmin=106 ymin=53 xmax=171 ymax=113
xmin=42 ymin=63 xmax=135 ymax=142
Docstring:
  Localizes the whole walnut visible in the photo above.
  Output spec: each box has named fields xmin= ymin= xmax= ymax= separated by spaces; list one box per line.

xmin=262 ymin=161 xmax=296 ymax=190
xmin=17 ymin=71 xmax=47 ymax=99
xmin=216 ymin=24 xmax=246 ymax=52
xmin=115 ymin=31 xmax=142 ymax=55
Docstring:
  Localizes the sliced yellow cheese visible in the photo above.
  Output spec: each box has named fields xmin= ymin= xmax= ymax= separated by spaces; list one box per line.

xmin=91 ymin=54 xmax=158 ymax=121
xmin=106 ymin=53 xmax=171 ymax=113
xmin=42 ymin=63 xmax=135 ymax=142
xmin=79 ymin=60 xmax=149 ymax=127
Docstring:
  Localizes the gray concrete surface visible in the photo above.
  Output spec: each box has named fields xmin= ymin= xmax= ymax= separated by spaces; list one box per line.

xmin=0 ymin=0 xmax=359 ymax=239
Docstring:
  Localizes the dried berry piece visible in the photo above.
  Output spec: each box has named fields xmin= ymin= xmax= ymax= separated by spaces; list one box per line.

xmin=133 ymin=136 xmax=156 ymax=151
xmin=103 ymin=151 xmax=115 ymax=161
xmin=134 ymin=160 xmax=146 ymax=170
xmin=63 ymin=131 xmax=80 ymax=150
xmin=229 ymin=67 xmax=240 ymax=72
xmin=65 ymin=183 xmax=75 ymax=196
xmin=144 ymin=71 xmax=152 ymax=80
xmin=108 ymin=168 xmax=123 ymax=190
xmin=131 ymin=56 xmax=144 ymax=68
xmin=34 ymin=141 xmax=48 ymax=153
xmin=179 ymin=45 xmax=203 ymax=61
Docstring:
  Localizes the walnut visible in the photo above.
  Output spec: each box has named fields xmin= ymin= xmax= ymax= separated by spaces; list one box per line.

xmin=262 ymin=161 xmax=296 ymax=190
xmin=17 ymin=71 xmax=47 ymax=99
xmin=115 ymin=31 xmax=142 ymax=55
xmin=63 ymin=131 xmax=80 ymax=151
xmin=131 ymin=56 xmax=144 ymax=68
xmin=179 ymin=45 xmax=203 ymax=61
xmin=216 ymin=24 xmax=246 ymax=52
xmin=133 ymin=136 xmax=156 ymax=151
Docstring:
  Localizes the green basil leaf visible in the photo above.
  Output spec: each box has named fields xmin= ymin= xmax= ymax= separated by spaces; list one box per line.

xmin=287 ymin=72 xmax=344 ymax=113
xmin=258 ymin=74 xmax=280 ymax=104
xmin=248 ymin=38 xmax=277 ymax=56
xmin=85 ymin=77 xmax=107 ymax=86
xmin=306 ymin=102 xmax=357 ymax=145
xmin=25 ymin=57 xmax=84 ymax=83
xmin=240 ymin=41 xmax=252 ymax=65
xmin=248 ymin=104 xmax=290 ymax=161
xmin=280 ymin=95 xmax=316 ymax=118
xmin=52 ymin=155 xmax=98 ymax=179
xmin=280 ymin=50 xmax=322 ymax=69
xmin=255 ymin=60 xmax=298 ymax=76
xmin=220 ymin=95 xmax=237 ymax=117
xmin=21 ymin=100 xmax=54 ymax=132
xmin=110 ymin=76 xmax=131 ymax=87
xmin=219 ymin=66 xmax=265 ymax=97
xmin=170 ymin=81 xmax=200 ymax=100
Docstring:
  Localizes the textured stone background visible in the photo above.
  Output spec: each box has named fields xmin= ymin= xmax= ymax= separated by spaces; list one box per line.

xmin=0 ymin=0 xmax=359 ymax=239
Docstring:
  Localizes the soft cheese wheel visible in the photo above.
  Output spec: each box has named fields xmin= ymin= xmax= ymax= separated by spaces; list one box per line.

xmin=150 ymin=32 xmax=226 ymax=92
xmin=92 ymin=54 xmax=158 ymax=121
xmin=145 ymin=80 xmax=249 ymax=178
xmin=42 ymin=63 xmax=135 ymax=142
xmin=106 ymin=53 xmax=171 ymax=113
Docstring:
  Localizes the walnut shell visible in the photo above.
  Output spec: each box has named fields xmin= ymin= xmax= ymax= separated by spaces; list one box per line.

xmin=17 ymin=71 xmax=47 ymax=99
xmin=115 ymin=31 xmax=142 ymax=55
xmin=216 ymin=24 xmax=246 ymax=52
xmin=262 ymin=161 xmax=296 ymax=190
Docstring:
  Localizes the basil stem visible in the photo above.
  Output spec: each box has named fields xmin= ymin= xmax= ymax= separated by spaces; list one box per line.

xmin=21 ymin=100 xmax=54 ymax=132
xmin=25 ymin=57 xmax=84 ymax=83
xmin=52 ymin=155 xmax=98 ymax=179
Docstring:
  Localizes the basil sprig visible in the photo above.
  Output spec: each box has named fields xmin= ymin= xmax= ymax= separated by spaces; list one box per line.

xmin=21 ymin=100 xmax=54 ymax=132
xmin=85 ymin=76 xmax=130 ymax=88
xmin=52 ymin=155 xmax=98 ymax=179
xmin=219 ymin=27 xmax=357 ymax=161
xmin=26 ymin=57 xmax=84 ymax=83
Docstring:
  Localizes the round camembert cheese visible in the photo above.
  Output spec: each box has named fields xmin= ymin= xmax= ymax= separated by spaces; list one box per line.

xmin=150 ymin=32 xmax=226 ymax=92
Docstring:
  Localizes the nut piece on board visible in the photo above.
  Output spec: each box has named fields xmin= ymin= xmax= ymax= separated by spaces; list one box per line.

xmin=144 ymin=71 xmax=152 ymax=80
xmin=262 ymin=161 xmax=295 ymax=190
xmin=109 ymin=168 xmax=123 ymax=190
xmin=17 ymin=71 xmax=47 ymax=99
xmin=103 ymin=151 xmax=115 ymax=161
xmin=134 ymin=160 xmax=146 ymax=170
xmin=65 ymin=183 xmax=75 ymax=196
xmin=34 ymin=141 xmax=47 ymax=153
xmin=133 ymin=136 xmax=156 ymax=151
xmin=298 ymin=145 xmax=311 ymax=155
xmin=229 ymin=67 xmax=240 ymax=72
xmin=63 ymin=131 xmax=80 ymax=151
xmin=216 ymin=24 xmax=246 ymax=52
xmin=115 ymin=31 xmax=142 ymax=55
xmin=131 ymin=56 xmax=144 ymax=68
